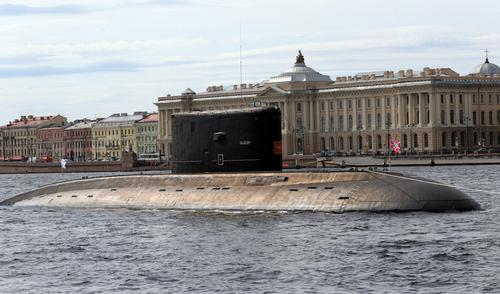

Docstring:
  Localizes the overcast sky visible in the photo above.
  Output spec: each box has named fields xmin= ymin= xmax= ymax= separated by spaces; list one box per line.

xmin=1 ymin=0 xmax=500 ymax=123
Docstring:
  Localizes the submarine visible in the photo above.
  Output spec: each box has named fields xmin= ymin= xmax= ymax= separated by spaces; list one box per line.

xmin=1 ymin=107 xmax=480 ymax=212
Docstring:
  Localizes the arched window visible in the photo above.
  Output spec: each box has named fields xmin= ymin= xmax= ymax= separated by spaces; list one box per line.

xmin=368 ymin=135 xmax=372 ymax=149
xmin=414 ymin=133 xmax=418 ymax=148
xmin=296 ymin=138 xmax=303 ymax=154
xmin=386 ymin=113 xmax=392 ymax=126
xmin=377 ymin=135 xmax=382 ymax=149
xmin=424 ymin=133 xmax=429 ymax=148
xmin=451 ymin=132 xmax=457 ymax=147
xmin=296 ymin=102 xmax=302 ymax=112
xmin=460 ymin=132 xmax=465 ymax=147
xmin=349 ymin=136 xmax=353 ymax=150
xmin=329 ymin=116 xmax=335 ymax=131
xmin=377 ymin=113 xmax=382 ymax=129
xmin=403 ymin=134 xmax=408 ymax=148
xmin=348 ymin=115 xmax=353 ymax=130
xmin=357 ymin=114 xmax=362 ymax=128
xmin=320 ymin=137 xmax=326 ymax=151
xmin=473 ymin=132 xmax=478 ymax=146
xmin=358 ymin=135 xmax=363 ymax=151
xmin=339 ymin=115 xmax=344 ymax=131
xmin=450 ymin=110 xmax=455 ymax=124
xmin=320 ymin=117 xmax=326 ymax=132
xmin=339 ymin=136 xmax=344 ymax=150
xmin=329 ymin=136 xmax=335 ymax=150
xmin=442 ymin=132 xmax=447 ymax=147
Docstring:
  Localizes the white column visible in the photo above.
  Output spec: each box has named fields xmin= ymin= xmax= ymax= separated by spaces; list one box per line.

xmin=429 ymin=92 xmax=436 ymax=127
xmin=419 ymin=93 xmax=424 ymax=127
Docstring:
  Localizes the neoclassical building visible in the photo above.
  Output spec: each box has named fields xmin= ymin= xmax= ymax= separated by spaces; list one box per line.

xmin=156 ymin=52 xmax=500 ymax=158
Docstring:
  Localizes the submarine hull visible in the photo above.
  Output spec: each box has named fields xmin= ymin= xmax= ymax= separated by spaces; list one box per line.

xmin=1 ymin=171 xmax=480 ymax=212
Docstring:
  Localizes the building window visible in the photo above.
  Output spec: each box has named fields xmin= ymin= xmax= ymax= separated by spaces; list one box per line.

xmin=490 ymin=132 xmax=494 ymax=145
xmin=320 ymin=117 xmax=326 ymax=132
xmin=320 ymin=137 xmax=326 ymax=150
xmin=472 ymin=95 xmax=476 ymax=104
xmin=376 ymin=98 xmax=380 ymax=108
xmin=441 ymin=110 xmax=445 ymax=125
xmin=367 ymin=98 xmax=371 ymax=108
xmin=489 ymin=95 xmax=492 ymax=104
xmin=450 ymin=94 xmax=454 ymax=104
xmin=489 ymin=111 xmax=493 ymax=125
xmin=377 ymin=135 xmax=382 ymax=149
xmin=450 ymin=110 xmax=455 ymax=124
xmin=481 ymin=111 xmax=485 ymax=125
xmin=338 ymin=100 xmax=343 ymax=109
xmin=451 ymin=132 xmax=456 ymax=147
xmin=460 ymin=132 xmax=465 ymax=146
xmin=296 ymin=103 xmax=302 ymax=113
xmin=320 ymin=102 xmax=325 ymax=111
xmin=339 ymin=137 xmax=344 ymax=150
xmin=414 ymin=133 xmax=418 ymax=148
xmin=440 ymin=95 xmax=444 ymax=104
xmin=460 ymin=110 xmax=464 ymax=124
xmin=348 ymin=115 xmax=353 ymax=130
xmin=348 ymin=99 xmax=352 ymax=109
xmin=330 ymin=116 xmax=335 ymax=131
xmin=386 ymin=113 xmax=392 ymax=126
xmin=329 ymin=101 xmax=334 ymax=110
xmin=368 ymin=135 xmax=372 ymax=149
xmin=386 ymin=97 xmax=391 ymax=107
xmin=377 ymin=113 xmax=382 ymax=129
xmin=497 ymin=95 xmax=500 ymax=104
xmin=367 ymin=113 xmax=372 ymax=129
xmin=357 ymin=99 xmax=361 ymax=108
xmin=329 ymin=137 xmax=335 ymax=150
xmin=481 ymin=95 xmax=484 ymax=104
xmin=442 ymin=132 xmax=447 ymax=147
xmin=339 ymin=115 xmax=344 ymax=131
xmin=349 ymin=136 xmax=353 ymax=150
xmin=296 ymin=117 xmax=303 ymax=129
xmin=497 ymin=111 xmax=500 ymax=124
xmin=403 ymin=134 xmax=408 ymax=148
xmin=357 ymin=114 xmax=362 ymax=128
xmin=459 ymin=94 xmax=463 ymax=105
xmin=473 ymin=112 xmax=477 ymax=124
xmin=416 ymin=111 xmax=420 ymax=124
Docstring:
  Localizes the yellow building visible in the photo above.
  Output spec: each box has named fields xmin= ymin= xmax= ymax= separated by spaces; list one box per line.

xmin=91 ymin=112 xmax=146 ymax=160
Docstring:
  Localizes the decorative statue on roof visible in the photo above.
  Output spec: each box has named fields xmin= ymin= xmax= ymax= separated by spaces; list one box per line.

xmin=296 ymin=50 xmax=305 ymax=64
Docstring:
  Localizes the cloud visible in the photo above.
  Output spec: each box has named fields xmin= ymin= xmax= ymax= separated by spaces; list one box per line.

xmin=0 ymin=3 xmax=89 ymax=15
xmin=0 ymin=60 xmax=139 ymax=78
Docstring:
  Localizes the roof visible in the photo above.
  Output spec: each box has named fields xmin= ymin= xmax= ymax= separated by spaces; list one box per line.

xmin=93 ymin=114 xmax=145 ymax=128
xmin=0 ymin=115 xmax=61 ymax=128
xmin=267 ymin=51 xmax=332 ymax=84
xmin=137 ymin=113 xmax=159 ymax=123
xmin=65 ymin=120 xmax=95 ymax=130
xmin=471 ymin=58 xmax=500 ymax=77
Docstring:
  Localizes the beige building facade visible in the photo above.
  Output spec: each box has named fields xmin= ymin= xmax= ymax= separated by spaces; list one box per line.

xmin=156 ymin=52 xmax=500 ymax=158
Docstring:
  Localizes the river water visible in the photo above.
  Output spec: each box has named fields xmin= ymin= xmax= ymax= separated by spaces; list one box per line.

xmin=0 ymin=166 xmax=498 ymax=293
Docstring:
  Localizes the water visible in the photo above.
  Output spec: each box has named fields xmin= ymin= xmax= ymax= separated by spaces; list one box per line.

xmin=0 ymin=166 xmax=499 ymax=293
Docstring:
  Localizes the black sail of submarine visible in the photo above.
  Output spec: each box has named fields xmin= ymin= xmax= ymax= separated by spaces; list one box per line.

xmin=171 ymin=107 xmax=282 ymax=173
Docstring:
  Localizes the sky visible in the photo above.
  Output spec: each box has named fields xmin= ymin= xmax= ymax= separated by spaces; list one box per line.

xmin=1 ymin=0 xmax=500 ymax=123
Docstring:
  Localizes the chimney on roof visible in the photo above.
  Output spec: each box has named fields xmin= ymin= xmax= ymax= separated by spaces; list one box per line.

xmin=233 ymin=84 xmax=238 ymax=90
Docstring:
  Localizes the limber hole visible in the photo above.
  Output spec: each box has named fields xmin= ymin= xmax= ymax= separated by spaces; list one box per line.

xmin=175 ymin=189 xmax=183 ymax=192
xmin=212 ymin=187 xmax=221 ymax=190
xmin=57 ymin=195 xmax=62 ymax=198
xmin=159 ymin=189 xmax=166 ymax=192
xmin=338 ymin=196 xmax=350 ymax=200
xmin=324 ymin=187 xmax=334 ymax=190
xmin=196 ymin=187 xmax=205 ymax=190
xmin=289 ymin=188 xmax=299 ymax=192
xmin=110 ymin=188 xmax=117 ymax=191
xmin=222 ymin=187 xmax=230 ymax=190
xmin=87 ymin=195 xmax=94 ymax=198
xmin=307 ymin=187 xmax=317 ymax=189
xmin=71 ymin=195 xmax=78 ymax=198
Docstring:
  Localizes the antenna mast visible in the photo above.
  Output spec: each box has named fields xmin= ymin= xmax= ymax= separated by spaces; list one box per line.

xmin=239 ymin=21 xmax=243 ymax=99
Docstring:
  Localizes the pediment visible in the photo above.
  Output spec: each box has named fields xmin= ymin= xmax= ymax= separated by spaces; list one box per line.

xmin=256 ymin=86 xmax=289 ymax=97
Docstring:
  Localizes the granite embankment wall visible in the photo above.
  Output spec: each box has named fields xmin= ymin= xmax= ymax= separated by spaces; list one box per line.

xmin=0 ymin=162 xmax=125 ymax=174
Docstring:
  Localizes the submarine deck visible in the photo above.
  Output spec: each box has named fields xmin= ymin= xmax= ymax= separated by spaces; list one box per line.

xmin=1 ymin=171 xmax=480 ymax=212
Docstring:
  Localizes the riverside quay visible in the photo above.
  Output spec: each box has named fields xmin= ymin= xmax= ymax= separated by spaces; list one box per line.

xmin=156 ymin=51 xmax=500 ymax=157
